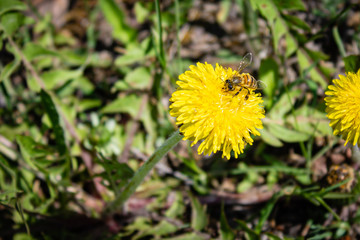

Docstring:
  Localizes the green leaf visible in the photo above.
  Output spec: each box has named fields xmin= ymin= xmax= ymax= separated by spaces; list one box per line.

xmin=189 ymin=192 xmax=208 ymax=231
xmin=267 ymin=122 xmax=311 ymax=142
xmin=287 ymin=118 xmax=316 ymax=137
xmin=124 ymin=217 xmax=151 ymax=233
xmin=235 ymin=220 xmax=259 ymax=240
xmin=307 ymin=232 xmax=332 ymax=240
xmin=54 ymin=31 xmax=77 ymax=46
xmin=101 ymin=94 xmax=142 ymax=117
xmin=241 ymin=0 xmax=260 ymax=47
xmin=343 ymin=55 xmax=360 ymax=73
xmin=161 ymin=233 xmax=204 ymax=240
xmin=294 ymin=174 xmax=311 ymax=185
xmin=259 ymin=127 xmax=283 ymax=147
xmin=258 ymin=58 xmax=279 ymax=101
xmin=237 ymin=168 xmax=259 ymax=193
xmin=134 ymin=2 xmax=150 ymax=24
xmin=315 ymin=120 xmax=333 ymax=136
xmin=272 ymin=0 xmax=305 ymax=11
xmin=273 ymin=17 xmax=287 ymax=52
xmin=285 ymin=33 xmax=298 ymax=57
xmin=67 ymin=75 xmax=94 ymax=95
xmin=43 ymin=69 xmax=83 ymax=90
xmin=306 ymin=49 xmax=330 ymax=61
xmin=250 ymin=0 xmax=278 ymax=23
xmin=40 ymin=90 xmax=67 ymax=155
xmin=78 ymin=99 xmax=102 ymax=112
xmin=220 ymin=205 xmax=235 ymax=240
xmin=114 ymin=37 xmax=154 ymax=67
xmin=143 ymin=220 xmax=178 ymax=237
xmin=115 ymin=47 xmax=145 ymax=66
xmin=16 ymin=135 xmax=40 ymax=170
xmin=165 ymin=192 xmax=185 ymax=218
xmin=1 ymin=11 xmax=24 ymax=36
xmin=0 ymin=190 xmax=22 ymax=199
xmin=0 ymin=155 xmax=16 ymax=178
xmin=58 ymin=49 xmax=88 ymax=66
xmin=268 ymin=89 xmax=302 ymax=120
xmin=28 ymin=68 xmax=83 ymax=91
xmin=182 ymin=157 xmax=207 ymax=175
xmin=13 ymin=233 xmax=35 ymax=240
xmin=255 ymin=192 xmax=282 ymax=234
xmin=0 ymin=0 xmax=27 ymax=16
xmin=125 ymin=67 xmax=151 ymax=89
xmin=0 ymin=58 xmax=20 ymax=83
xmin=23 ymin=42 xmax=60 ymax=61
xmin=123 ymin=217 xmax=178 ymax=239
xmin=104 ymin=162 xmax=134 ymax=180
xmin=285 ymin=105 xmax=332 ymax=136
xmin=114 ymin=67 xmax=151 ymax=90
xmin=297 ymin=49 xmax=327 ymax=89
xmin=282 ymin=14 xmax=310 ymax=31
xmin=217 ymin=0 xmax=232 ymax=23
xmin=99 ymin=0 xmax=136 ymax=44
xmin=334 ymin=222 xmax=350 ymax=239
xmin=100 ymin=161 xmax=134 ymax=190
xmin=265 ymin=232 xmax=283 ymax=240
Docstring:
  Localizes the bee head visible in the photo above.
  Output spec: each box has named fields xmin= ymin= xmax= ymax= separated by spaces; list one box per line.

xmin=225 ymin=79 xmax=233 ymax=91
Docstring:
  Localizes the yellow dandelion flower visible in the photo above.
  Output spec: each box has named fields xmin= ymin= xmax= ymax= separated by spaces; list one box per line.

xmin=325 ymin=69 xmax=360 ymax=146
xmin=169 ymin=62 xmax=265 ymax=159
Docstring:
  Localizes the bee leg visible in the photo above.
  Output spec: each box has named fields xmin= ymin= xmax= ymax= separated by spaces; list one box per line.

xmin=244 ymin=88 xmax=250 ymax=100
xmin=233 ymin=87 xmax=243 ymax=97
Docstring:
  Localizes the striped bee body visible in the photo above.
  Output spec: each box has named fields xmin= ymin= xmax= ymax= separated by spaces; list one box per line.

xmin=223 ymin=53 xmax=265 ymax=99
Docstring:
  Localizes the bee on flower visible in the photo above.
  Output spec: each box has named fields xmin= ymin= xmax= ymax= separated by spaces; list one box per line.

xmin=169 ymin=54 xmax=265 ymax=159
xmin=223 ymin=53 xmax=266 ymax=100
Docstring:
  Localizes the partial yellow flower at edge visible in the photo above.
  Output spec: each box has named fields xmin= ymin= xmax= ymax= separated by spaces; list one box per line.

xmin=169 ymin=62 xmax=265 ymax=159
xmin=325 ymin=69 xmax=360 ymax=146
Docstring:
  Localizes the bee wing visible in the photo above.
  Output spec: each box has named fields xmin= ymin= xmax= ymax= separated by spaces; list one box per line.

xmin=256 ymin=80 xmax=267 ymax=90
xmin=237 ymin=52 xmax=252 ymax=73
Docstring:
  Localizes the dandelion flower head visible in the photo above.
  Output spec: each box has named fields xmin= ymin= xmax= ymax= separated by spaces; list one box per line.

xmin=325 ymin=69 xmax=360 ymax=146
xmin=169 ymin=62 xmax=265 ymax=159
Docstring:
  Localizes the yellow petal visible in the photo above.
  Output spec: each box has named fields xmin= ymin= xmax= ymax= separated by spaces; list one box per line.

xmin=325 ymin=70 xmax=360 ymax=146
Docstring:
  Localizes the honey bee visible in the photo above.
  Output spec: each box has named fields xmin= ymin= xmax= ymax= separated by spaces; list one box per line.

xmin=223 ymin=53 xmax=266 ymax=99
xmin=326 ymin=164 xmax=355 ymax=192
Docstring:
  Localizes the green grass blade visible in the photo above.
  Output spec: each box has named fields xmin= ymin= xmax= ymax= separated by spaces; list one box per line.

xmin=235 ymin=219 xmax=259 ymax=240
xmin=332 ymin=26 xmax=346 ymax=58
xmin=40 ymin=89 xmax=67 ymax=155
xmin=104 ymin=130 xmax=183 ymax=215
xmin=255 ymin=192 xmax=282 ymax=234
xmin=220 ymin=203 xmax=235 ymax=240
xmin=154 ymin=0 xmax=166 ymax=69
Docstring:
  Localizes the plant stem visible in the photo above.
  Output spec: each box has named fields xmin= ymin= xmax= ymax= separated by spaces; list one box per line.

xmin=104 ymin=130 xmax=183 ymax=215
xmin=175 ymin=0 xmax=182 ymax=73
xmin=315 ymin=196 xmax=341 ymax=221
xmin=155 ymin=0 xmax=166 ymax=68
xmin=332 ymin=26 xmax=346 ymax=58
